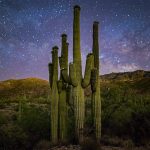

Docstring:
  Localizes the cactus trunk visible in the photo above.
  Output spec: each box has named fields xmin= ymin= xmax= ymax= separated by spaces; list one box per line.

xmin=68 ymin=6 xmax=94 ymax=141
xmin=91 ymin=21 xmax=101 ymax=141
xmin=49 ymin=46 xmax=59 ymax=144
xmin=58 ymin=34 xmax=69 ymax=142
xmin=72 ymin=5 xmax=84 ymax=141
xmin=57 ymin=81 xmax=68 ymax=142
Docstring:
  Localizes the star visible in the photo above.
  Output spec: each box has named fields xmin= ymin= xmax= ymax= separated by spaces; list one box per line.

xmin=0 ymin=0 xmax=149 ymax=80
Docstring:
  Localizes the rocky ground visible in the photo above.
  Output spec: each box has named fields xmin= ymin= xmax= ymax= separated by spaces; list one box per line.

xmin=49 ymin=145 xmax=149 ymax=150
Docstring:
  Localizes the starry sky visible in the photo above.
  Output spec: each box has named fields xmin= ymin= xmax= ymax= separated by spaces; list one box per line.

xmin=0 ymin=0 xmax=150 ymax=81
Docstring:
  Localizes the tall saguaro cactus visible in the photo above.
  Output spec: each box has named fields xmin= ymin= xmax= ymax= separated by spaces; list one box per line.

xmin=57 ymin=34 xmax=69 ymax=142
xmin=61 ymin=5 xmax=94 ymax=141
xmin=91 ymin=21 xmax=101 ymax=141
xmin=48 ymin=5 xmax=101 ymax=144
xmin=72 ymin=5 xmax=84 ymax=141
xmin=48 ymin=46 xmax=59 ymax=144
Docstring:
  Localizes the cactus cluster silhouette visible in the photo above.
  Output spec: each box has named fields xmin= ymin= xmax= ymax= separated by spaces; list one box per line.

xmin=48 ymin=5 xmax=101 ymax=144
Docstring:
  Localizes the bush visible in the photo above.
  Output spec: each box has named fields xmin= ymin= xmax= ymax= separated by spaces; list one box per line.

xmin=122 ymin=139 xmax=134 ymax=149
xmin=130 ymin=110 xmax=150 ymax=145
xmin=0 ymin=123 xmax=28 ymax=149
xmin=17 ymin=105 xmax=50 ymax=148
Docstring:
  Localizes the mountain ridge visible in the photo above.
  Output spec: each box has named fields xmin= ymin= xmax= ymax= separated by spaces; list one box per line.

xmin=0 ymin=70 xmax=149 ymax=101
xmin=101 ymin=70 xmax=150 ymax=80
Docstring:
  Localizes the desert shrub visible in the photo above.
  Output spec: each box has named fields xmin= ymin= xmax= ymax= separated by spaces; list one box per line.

xmin=0 ymin=123 xmax=28 ymax=150
xmin=129 ymin=110 xmax=150 ymax=145
xmin=0 ymin=99 xmax=6 ymax=109
xmin=0 ymin=102 xmax=51 ymax=149
xmin=17 ymin=105 xmax=50 ymax=148
xmin=122 ymin=139 xmax=134 ymax=149
xmin=101 ymin=84 xmax=150 ymax=145
xmin=0 ymin=113 xmax=8 ymax=126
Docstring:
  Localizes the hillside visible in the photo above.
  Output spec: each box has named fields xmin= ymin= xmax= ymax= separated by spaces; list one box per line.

xmin=101 ymin=70 xmax=150 ymax=80
xmin=0 ymin=78 xmax=50 ymax=102
xmin=0 ymin=70 xmax=149 ymax=102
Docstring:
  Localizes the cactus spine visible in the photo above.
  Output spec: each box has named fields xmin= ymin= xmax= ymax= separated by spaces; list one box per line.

xmin=91 ymin=21 xmax=101 ymax=140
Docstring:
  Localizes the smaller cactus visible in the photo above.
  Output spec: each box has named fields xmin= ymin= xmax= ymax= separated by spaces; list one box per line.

xmin=58 ymin=34 xmax=69 ymax=142
xmin=91 ymin=21 xmax=101 ymax=141
xmin=48 ymin=46 xmax=59 ymax=144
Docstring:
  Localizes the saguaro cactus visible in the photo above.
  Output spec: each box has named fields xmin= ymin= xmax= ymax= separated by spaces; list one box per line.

xmin=91 ymin=21 xmax=101 ymax=141
xmin=48 ymin=46 xmax=59 ymax=144
xmin=57 ymin=34 xmax=69 ymax=142
xmin=48 ymin=5 xmax=101 ymax=143
xmin=61 ymin=5 xmax=94 ymax=141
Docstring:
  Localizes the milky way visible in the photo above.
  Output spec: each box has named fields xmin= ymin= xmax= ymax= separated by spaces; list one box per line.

xmin=0 ymin=0 xmax=150 ymax=80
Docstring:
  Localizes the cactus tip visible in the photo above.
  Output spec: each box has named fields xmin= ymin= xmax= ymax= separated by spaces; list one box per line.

xmin=74 ymin=5 xmax=81 ymax=10
xmin=93 ymin=21 xmax=99 ymax=25
xmin=87 ymin=53 xmax=93 ymax=57
xmin=52 ymin=46 xmax=59 ymax=50
xmin=48 ymin=62 xmax=52 ymax=66
xmin=61 ymin=33 xmax=67 ymax=37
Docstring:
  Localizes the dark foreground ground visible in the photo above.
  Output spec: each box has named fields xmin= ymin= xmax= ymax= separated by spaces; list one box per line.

xmin=49 ymin=145 xmax=149 ymax=150
xmin=0 ymin=70 xmax=150 ymax=150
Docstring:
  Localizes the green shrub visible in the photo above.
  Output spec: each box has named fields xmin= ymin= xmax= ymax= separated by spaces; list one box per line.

xmin=0 ymin=123 xmax=28 ymax=149
xmin=18 ymin=105 xmax=50 ymax=147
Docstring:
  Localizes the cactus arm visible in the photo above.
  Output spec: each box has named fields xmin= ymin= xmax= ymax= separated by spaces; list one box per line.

xmin=82 ymin=53 xmax=94 ymax=88
xmin=61 ymin=34 xmax=68 ymax=65
xmin=59 ymin=57 xmax=64 ymax=70
xmin=57 ymin=80 xmax=63 ymax=93
xmin=60 ymin=34 xmax=69 ymax=83
xmin=91 ymin=68 xmax=98 ymax=92
xmin=92 ymin=21 xmax=99 ymax=70
xmin=58 ymin=34 xmax=69 ymax=142
xmin=48 ymin=63 xmax=53 ymax=88
xmin=51 ymin=46 xmax=58 ymax=85
xmin=61 ymin=68 xmax=69 ymax=83
xmin=69 ymin=63 xmax=78 ymax=87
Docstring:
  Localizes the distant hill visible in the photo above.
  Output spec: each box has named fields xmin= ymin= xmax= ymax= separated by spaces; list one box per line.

xmin=101 ymin=70 xmax=150 ymax=80
xmin=0 ymin=70 xmax=149 ymax=102
xmin=0 ymin=78 xmax=50 ymax=101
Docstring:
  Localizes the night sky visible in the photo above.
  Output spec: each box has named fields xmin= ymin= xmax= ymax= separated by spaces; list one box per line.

xmin=0 ymin=0 xmax=150 ymax=81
